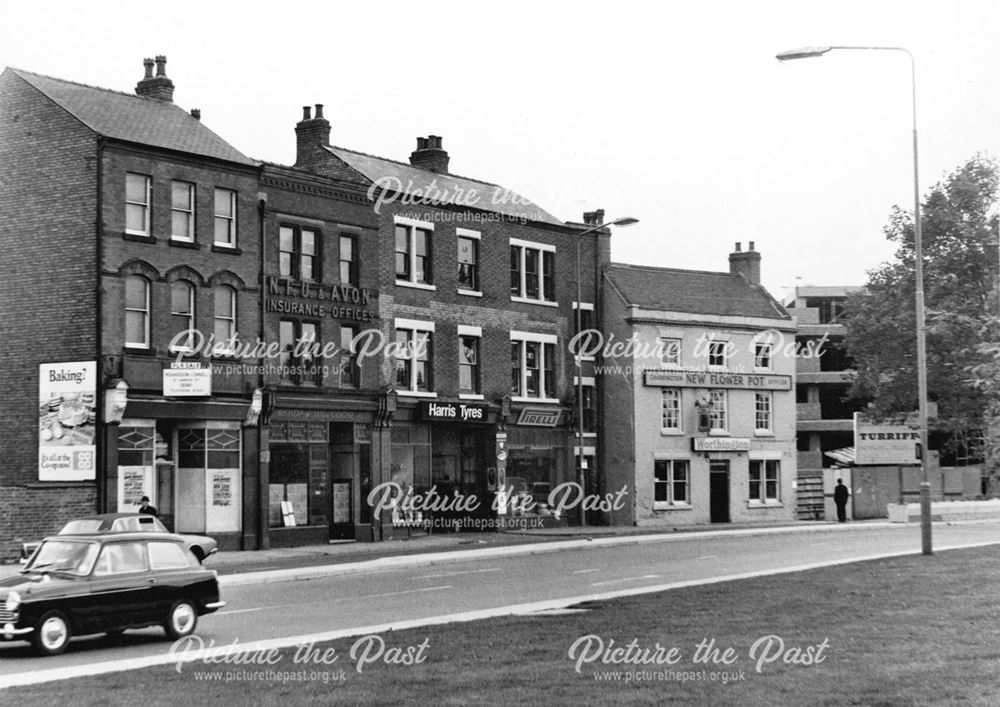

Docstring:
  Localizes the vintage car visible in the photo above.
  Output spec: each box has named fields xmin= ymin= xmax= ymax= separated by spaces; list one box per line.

xmin=1 ymin=533 xmax=225 ymax=656
xmin=20 ymin=513 xmax=218 ymax=563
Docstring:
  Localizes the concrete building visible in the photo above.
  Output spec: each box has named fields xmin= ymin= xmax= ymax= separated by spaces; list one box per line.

xmin=601 ymin=243 xmax=798 ymax=526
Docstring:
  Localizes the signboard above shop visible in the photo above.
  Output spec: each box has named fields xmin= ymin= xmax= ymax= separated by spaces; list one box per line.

xmin=645 ymin=369 xmax=791 ymax=391
xmin=419 ymin=401 xmax=490 ymax=423
xmin=516 ymin=408 xmax=563 ymax=427
xmin=854 ymin=413 xmax=920 ymax=465
xmin=163 ymin=362 xmax=212 ymax=397
xmin=692 ymin=437 xmax=751 ymax=452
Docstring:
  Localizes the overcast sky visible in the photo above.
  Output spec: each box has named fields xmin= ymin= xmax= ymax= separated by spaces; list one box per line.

xmin=3 ymin=0 xmax=997 ymax=300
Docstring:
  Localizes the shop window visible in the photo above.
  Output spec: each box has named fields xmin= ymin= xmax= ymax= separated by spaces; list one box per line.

xmin=510 ymin=333 xmax=557 ymax=400
xmin=510 ymin=240 xmax=555 ymax=303
xmin=654 ymin=459 xmax=689 ymax=507
xmin=457 ymin=232 xmax=479 ymax=292
xmin=213 ymin=188 xmax=237 ymax=247
xmin=170 ymin=280 xmax=196 ymax=352
xmin=176 ymin=422 xmax=242 ymax=533
xmin=340 ymin=234 xmax=358 ymax=286
xmin=279 ymin=225 xmax=318 ymax=281
xmin=395 ymin=324 xmax=434 ymax=393
xmin=395 ymin=220 xmax=433 ymax=286
xmin=171 ymin=181 xmax=195 ymax=241
xmin=459 ymin=335 xmax=480 ymax=394
xmin=124 ymin=275 xmax=150 ymax=348
xmin=126 ymin=173 xmax=150 ymax=235
xmin=213 ymin=285 xmax=237 ymax=353
xmin=270 ymin=442 xmax=328 ymax=528
xmin=749 ymin=459 xmax=780 ymax=502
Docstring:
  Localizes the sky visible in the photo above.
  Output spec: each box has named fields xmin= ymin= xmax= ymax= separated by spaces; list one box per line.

xmin=2 ymin=0 xmax=997 ymax=301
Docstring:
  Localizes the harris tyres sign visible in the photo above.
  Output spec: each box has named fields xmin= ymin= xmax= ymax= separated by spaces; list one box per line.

xmin=854 ymin=412 xmax=920 ymax=465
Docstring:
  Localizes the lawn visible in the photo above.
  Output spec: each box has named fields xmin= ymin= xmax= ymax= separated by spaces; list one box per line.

xmin=7 ymin=546 xmax=1000 ymax=706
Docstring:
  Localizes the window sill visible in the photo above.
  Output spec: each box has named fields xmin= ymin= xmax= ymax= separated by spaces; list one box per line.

xmin=457 ymin=289 xmax=483 ymax=298
xmin=123 ymin=232 xmax=156 ymax=244
xmin=511 ymin=396 xmax=560 ymax=404
xmin=169 ymin=238 xmax=201 ymax=250
xmin=396 ymin=280 xmax=436 ymax=292
xmin=396 ymin=390 xmax=438 ymax=398
xmin=510 ymin=296 xmax=558 ymax=308
xmin=653 ymin=504 xmax=692 ymax=512
xmin=753 ymin=432 xmax=775 ymax=437
xmin=747 ymin=501 xmax=783 ymax=509
xmin=458 ymin=393 xmax=485 ymax=400
xmin=123 ymin=345 xmax=156 ymax=356
xmin=660 ymin=429 xmax=684 ymax=436
xmin=708 ymin=430 xmax=729 ymax=436
xmin=212 ymin=244 xmax=242 ymax=255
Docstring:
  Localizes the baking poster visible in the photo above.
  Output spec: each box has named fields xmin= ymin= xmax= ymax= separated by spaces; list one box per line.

xmin=39 ymin=361 xmax=97 ymax=481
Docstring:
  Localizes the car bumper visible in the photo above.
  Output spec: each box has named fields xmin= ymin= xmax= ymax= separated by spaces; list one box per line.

xmin=2 ymin=622 xmax=34 ymax=639
xmin=203 ymin=601 xmax=226 ymax=612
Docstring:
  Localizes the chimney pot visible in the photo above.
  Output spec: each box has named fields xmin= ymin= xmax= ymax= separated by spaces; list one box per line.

xmin=154 ymin=55 xmax=167 ymax=77
xmin=143 ymin=58 xmax=154 ymax=79
xmin=734 ymin=242 xmax=742 ymax=252
xmin=302 ymin=106 xmax=312 ymax=121
xmin=410 ymin=135 xmax=449 ymax=173
xmin=190 ymin=108 xmax=201 ymax=121
xmin=417 ymin=137 xmax=428 ymax=150
xmin=136 ymin=55 xmax=175 ymax=102
xmin=748 ymin=240 xmax=755 ymax=251
xmin=314 ymin=104 xmax=324 ymax=119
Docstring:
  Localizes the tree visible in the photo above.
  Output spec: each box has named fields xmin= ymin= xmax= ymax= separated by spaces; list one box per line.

xmin=844 ymin=155 xmax=999 ymax=464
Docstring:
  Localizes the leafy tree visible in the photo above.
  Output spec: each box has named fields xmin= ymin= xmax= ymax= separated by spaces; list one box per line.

xmin=844 ymin=155 xmax=998 ymax=464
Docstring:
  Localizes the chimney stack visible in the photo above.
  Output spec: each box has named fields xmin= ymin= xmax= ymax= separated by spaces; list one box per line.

xmin=409 ymin=135 xmax=450 ymax=173
xmin=729 ymin=241 xmax=762 ymax=285
xmin=294 ymin=103 xmax=331 ymax=170
xmin=135 ymin=55 xmax=174 ymax=102
xmin=582 ymin=209 xmax=606 ymax=226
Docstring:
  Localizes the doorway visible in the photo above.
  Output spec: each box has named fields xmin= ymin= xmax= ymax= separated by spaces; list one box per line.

xmin=709 ymin=459 xmax=730 ymax=523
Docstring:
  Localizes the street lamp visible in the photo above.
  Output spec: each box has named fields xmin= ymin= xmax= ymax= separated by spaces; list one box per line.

xmin=574 ymin=215 xmax=639 ymax=526
xmin=777 ymin=45 xmax=932 ymax=555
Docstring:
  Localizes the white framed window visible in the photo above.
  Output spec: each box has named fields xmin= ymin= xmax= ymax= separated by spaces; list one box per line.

xmin=171 ymin=181 xmax=195 ymax=241
xmin=279 ymin=225 xmax=319 ymax=281
xmin=213 ymin=188 xmax=237 ymax=247
xmin=662 ymin=338 xmax=682 ymax=367
xmin=754 ymin=342 xmax=773 ymax=371
xmin=511 ymin=331 xmax=558 ymax=401
xmin=709 ymin=390 xmax=727 ymax=432
xmin=654 ymin=458 xmax=690 ymax=507
xmin=661 ymin=389 xmax=682 ymax=432
xmin=754 ymin=392 xmax=773 ymax=434
xmin=213 ymin=285 xmax=237 ymax=353
xmin=395 ymin=217 xmax=434 ymax=288
xmin=749 ymin=459 xmax=781 ymax=502
xmin=395 ymin=318 xmax=435 ymax=395
xmin=457 ymin=228 xmax=480 ymax=293
xmin=125 ymin=173 xmax=151 ymax=236
xmin=124 ymin=275 xmax=150 ymax=348
xmin=510 ymin=238 xmax=556 ymax=305
xmin=170 ymin=280 xmax=196 ymax=352
xmin=708 ymin=340 xmax=728 ymax=368
xmin=458 ymin=325 xmax=481 ymax=396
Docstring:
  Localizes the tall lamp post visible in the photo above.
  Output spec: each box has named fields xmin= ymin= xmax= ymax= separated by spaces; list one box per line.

xmin=776 ymin=45 xmax=931 ymax=555
xmin=574 ymin=216 xmax=638 ymax=526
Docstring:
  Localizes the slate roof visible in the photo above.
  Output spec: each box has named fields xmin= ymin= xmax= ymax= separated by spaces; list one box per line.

xmin=8 ymin=68 xmax=254 ymax=165
xmin=606 ymin=263 xmax=791 ymax=320
xmin=325 ymin=146 xmax=563 ymax=225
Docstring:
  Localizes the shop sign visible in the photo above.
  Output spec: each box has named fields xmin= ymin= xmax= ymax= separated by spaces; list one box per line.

xmin=39 ymin=361 xmax=97 ymax=481
xmin=265 ymin=275 xmax=378 ymax=322
xmin=645 ymin=369 xmax=791 ymax=391
xmin=692 ymin=437 xmax=751 ymax=452
xmin=419 ymin=401 xmax=489 ymax=423
xmin=854 ymin=413 xmax=920 ymax=465
xmin=163 ymin=362 xmax=212 ymax=397
xmin=516 ymin=408 xmax=562 ymax=427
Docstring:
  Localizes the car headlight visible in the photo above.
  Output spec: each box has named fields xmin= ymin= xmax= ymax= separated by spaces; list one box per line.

xmin=5 ymin=591 xmax=20 ymax=612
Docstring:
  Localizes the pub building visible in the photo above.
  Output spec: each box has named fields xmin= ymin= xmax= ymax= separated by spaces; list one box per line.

xmin=601 ymin=244 xmax=799 ymax=526
xmin=268 ymin=108 xmax=613 ymax=542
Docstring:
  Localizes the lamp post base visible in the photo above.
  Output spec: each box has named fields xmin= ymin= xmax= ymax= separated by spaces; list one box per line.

xmin=919 ymin=481 xmax=932 ymax=555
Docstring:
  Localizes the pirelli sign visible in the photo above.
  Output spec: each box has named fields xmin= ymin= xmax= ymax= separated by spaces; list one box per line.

xmin=644 ymin=369 xmax=791 ymax=391
xmin=516 ymin=408 xmax=563 ymax=427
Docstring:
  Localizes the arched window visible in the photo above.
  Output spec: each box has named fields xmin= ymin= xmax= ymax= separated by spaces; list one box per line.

xmin=213 ymin=285 xmax=237 ymax=351
xmin=124 ymin=275 xmax=150 ymax=348
xmin=170 ymin=281 xmax=196 ymax=351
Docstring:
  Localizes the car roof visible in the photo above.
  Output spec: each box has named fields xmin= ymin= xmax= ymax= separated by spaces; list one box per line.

xmin=67 ymin=513 xmax=157 ymax=521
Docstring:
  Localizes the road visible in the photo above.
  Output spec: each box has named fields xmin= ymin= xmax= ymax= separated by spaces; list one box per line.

xmin=2 ymin=521 xmax=999 ymax=684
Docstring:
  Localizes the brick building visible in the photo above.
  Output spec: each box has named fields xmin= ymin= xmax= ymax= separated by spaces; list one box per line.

xmin=601 ymin=244 xmax=798 ymax=526
xmin=0 ymin=58 xmax=260 ymax=554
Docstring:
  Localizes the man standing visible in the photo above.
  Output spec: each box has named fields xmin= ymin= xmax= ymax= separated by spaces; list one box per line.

xmin=139 ymin=495 xmax=158 ymax=517
xmin=834 ymin=479 xmax=850 ymax=522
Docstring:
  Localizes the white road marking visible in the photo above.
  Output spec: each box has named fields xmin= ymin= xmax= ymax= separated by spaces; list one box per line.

xmin=412 ymin=568 xmax=502 ymax=580
xmin=591 ymin=574 xmax=661 ymax=586
xmin=695 ymin=555 xmax=718 ymax=560
xmin=363 ymin=585 xmax=451 ymax=599
xmin=572 ymin=569 xmax=600 ymax=574
xmin=4 ymin=539 xmax=1000 ymax=689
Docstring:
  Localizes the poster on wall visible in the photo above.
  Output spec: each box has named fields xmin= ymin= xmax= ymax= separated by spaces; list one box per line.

xmin=854 ymin=412 xmax=921 ymax=465
xmin=39 ymin=361 xmax=97 ymax=481
xmin=121 ymin=468 xmax=148 ymax=507
xmin=212 ymin=473 xmax=232 ymax=507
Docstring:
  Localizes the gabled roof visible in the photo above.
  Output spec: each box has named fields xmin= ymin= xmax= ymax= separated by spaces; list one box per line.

xmin=7 ymin=68 xmax=254 ymax=166
xmin=325 ymin=145 xmax=563 ymax=225
xmin=606 ymin=263 xmax=791 ymax=320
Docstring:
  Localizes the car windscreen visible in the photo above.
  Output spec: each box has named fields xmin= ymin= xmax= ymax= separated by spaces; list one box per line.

xmin=24 ymin=540 xmax=99 ymax=576
xmin=59 ymin=520 xmax=104 ymax=534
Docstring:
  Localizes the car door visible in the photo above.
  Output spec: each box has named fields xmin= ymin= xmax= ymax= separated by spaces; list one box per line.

xmin=87 ymin=541 xmax=154 ymax=631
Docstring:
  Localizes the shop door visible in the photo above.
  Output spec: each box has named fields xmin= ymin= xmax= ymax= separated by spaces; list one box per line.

xmin=709 ymin=460 xmax=730 ymax=523
xmin=329 ymin=450 xmax=356 ymax=540
xmin=175 ymin=422 xmax=242 ymax=534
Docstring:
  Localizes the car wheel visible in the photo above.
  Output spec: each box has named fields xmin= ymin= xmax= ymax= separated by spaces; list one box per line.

xmin=32 ymin=611 xmax=72 ymax=656
xmin=164 ymin=599 xmax=198 ymax=639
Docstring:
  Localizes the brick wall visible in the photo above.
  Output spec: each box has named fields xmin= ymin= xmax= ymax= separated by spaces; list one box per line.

xmin=0 ymin=69 xmax=100 ymax=549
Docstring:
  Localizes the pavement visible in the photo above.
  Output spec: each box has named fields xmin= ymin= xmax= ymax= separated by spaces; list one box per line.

xmin=1 ymin=519 xmax=907 ymax=584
